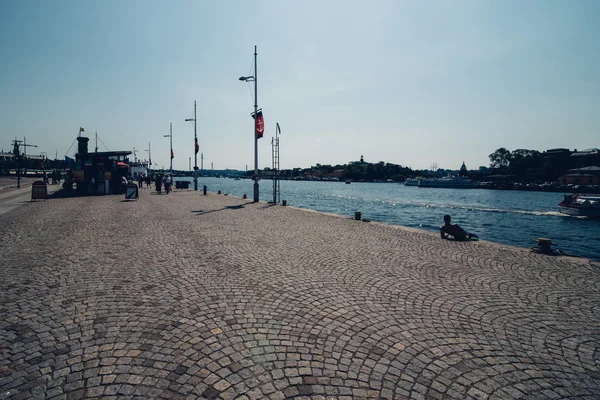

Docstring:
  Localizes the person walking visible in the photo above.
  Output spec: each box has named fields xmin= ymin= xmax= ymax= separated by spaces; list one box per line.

xmin=155 ymin=175 xmax=162 ymax=194
xmin=163 ymin=174 xmax=171 ymax=194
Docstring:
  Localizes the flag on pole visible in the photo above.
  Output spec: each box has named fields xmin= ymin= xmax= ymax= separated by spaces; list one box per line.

xmin=195 ymin=138 xmax=199 ymax=154
xmin=171 ymin=149 xmax=174 ymax=159
xmin=79 ymin=127 xmax=85 ymax=132
xmin=252 ymin=110 xmax=264 ymax=139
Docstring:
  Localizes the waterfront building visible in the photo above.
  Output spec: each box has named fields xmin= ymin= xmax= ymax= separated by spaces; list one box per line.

xmin=71 ymin=136 xmax=132 ymax=194
xmin=558 ymin=165 xmax=600 ymax=186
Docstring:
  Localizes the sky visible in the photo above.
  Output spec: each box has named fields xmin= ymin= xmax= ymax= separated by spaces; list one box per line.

xmin=1 ymin=0 xmax=599 ymax=171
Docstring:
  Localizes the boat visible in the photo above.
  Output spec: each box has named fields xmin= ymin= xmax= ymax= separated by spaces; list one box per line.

xmin=345 ymin=180 xmax=351 ymax=184
xmin=404 ymin=178 xmax=420 ymax=186
xmin=418 ymin=176 xmax=479 ymax=189
xmin=558 ymin=194 xmax=600 ymax=217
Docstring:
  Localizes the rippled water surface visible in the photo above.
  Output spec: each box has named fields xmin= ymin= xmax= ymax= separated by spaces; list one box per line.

xmin=178 ymin=177 xmax=600 ymax=260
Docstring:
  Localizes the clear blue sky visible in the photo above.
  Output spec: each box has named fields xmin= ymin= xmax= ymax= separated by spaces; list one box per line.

xmin=1 ymin=0 xmax=598 ymax=171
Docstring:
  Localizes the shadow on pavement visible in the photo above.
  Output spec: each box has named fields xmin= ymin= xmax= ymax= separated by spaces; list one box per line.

xmin=191 ymin=204 xmax=246 ymax=215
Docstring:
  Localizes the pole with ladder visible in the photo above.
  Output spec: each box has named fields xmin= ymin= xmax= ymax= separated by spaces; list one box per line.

xmin=271 ymin=123 xmax=281 ymax=204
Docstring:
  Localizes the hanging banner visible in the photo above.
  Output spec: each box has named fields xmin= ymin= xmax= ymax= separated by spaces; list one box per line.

xmin=252 ymin=110 xmax=264 ymax=139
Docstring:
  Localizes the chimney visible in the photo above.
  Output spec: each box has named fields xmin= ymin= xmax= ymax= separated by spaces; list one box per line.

xmin=77 ymin=136 xmax=89 ymax=155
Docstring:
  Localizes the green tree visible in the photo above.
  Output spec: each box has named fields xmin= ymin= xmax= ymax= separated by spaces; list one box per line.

xmin=489 ymin=148 xmax=512 ymax=169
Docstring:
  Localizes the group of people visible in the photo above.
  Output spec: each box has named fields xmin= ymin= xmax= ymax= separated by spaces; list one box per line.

xmin=136 ymin=174 xmax=153 ymax=189
xmin=154 ymin=174 xmax=172 ymax=194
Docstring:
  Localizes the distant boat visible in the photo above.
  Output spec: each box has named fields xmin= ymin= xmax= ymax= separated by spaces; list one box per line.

xmin=558 ymin=194 xmax=600 ymax=217
xmin=345 ymin=180 xmax=351 ymax=184
xmin=418 ymin=176 xmax=479 ymax=189
xmin=404 ymin=178 xmax=420 ymax=186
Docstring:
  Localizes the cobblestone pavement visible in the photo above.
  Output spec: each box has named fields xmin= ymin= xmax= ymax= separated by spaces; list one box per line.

xmin=1 ymin=188 xmax=600 ymax=400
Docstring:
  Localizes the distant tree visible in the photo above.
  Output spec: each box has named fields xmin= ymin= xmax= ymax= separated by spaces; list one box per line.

xmin=509 ymin=149 xmax=542 ymax=178
xmin=489 ymin=148 xmax=512 ymax=169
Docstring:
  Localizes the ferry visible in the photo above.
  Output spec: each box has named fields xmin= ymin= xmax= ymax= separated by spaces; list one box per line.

xmin=404 ymin=178 xmax=420 ymax=186
xmin=418 ymin=176 xmax=479 ymax=189
xmin=558 ymin=194 xmax=600 ymax=217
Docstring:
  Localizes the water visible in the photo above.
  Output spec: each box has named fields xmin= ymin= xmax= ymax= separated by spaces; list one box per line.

xmin=176 ymin=177 xmax=600 ymax=260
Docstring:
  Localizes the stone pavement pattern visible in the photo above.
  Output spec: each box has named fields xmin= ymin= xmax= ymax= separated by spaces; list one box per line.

xmin=1 ymin=188 xmax=600 ymax=399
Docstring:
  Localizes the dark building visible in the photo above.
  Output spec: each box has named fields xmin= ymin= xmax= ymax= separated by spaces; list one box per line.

xmin=71 ymin=136 xmax=132 ymax=194
xmin=558 ymin=166 xmax=600 ymax=186
xmin=569 ymin=148 xmax=600 ymax=169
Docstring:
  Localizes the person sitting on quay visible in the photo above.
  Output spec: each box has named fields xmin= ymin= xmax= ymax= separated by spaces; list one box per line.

xmin=440 ymin=215 xmax=478 ymax=241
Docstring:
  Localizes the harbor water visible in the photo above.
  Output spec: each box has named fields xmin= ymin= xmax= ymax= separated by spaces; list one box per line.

xmin=176 ymin=177 xmax=600 ymax=260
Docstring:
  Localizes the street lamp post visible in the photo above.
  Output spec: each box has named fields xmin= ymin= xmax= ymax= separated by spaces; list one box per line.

xmin=239 ymin=45 xmax=259 ymax=202
xmin=185 ymin=101 xmax=198 ymax=191
xmin=40 ymin=152 xmax=47 ymax=183
xmin=145 ymin=142 xmax=151 ymax=172
xmin=164 ymin=123 xmax=173 ymax=175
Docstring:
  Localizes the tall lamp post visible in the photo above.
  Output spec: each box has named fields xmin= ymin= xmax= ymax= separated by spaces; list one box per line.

xmin=40 ymin=152 xmax=47 ymax=183
xmin=164 ymin=123 xmax=173 ymax=174
xmin=185 ymin=101 xmax=198 ymax=191
xmin=145 ymin=142 xmax=151 ymax=172
xmin=239 ymin=45 xmax=260 ymax=202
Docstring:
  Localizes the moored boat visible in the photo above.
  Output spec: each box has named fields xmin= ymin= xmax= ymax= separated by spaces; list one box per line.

xmin=558 ymin=194 xmax=600 ymax=217
xmin=404 ymin=178 xmax=420 ymax=186
xmin=418 ymin=176 xmax=479 ymax=189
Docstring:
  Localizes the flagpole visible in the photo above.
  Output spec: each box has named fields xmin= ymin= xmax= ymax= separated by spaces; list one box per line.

xmin=170 ymin=122 xmax=173 ymax=174
xmin=253 ymin=45 xmax=259 ymax=202
xmin=194 ymin=100 xmax=198 ymax=191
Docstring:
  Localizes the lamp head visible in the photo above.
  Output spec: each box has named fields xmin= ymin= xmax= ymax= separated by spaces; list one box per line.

xmin=239 ymin=77 xmax=247 ymax=81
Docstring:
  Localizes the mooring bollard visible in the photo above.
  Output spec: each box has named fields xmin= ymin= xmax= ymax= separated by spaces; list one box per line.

xmin=218 ymin=190 xmax=221 ymax=194
xmin=203 ymin=185 xmax=207 ymax=195
xmin=355 ymin=211 xmax=362 ymax=220
xmin=282 ymin=199 xmax=287 ymax=206
xmin=243 ymin=194 xmax=247 ymax=199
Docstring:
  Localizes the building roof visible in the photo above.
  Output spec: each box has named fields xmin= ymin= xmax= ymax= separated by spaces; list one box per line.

xmin=567 ymin=166 xmax=600 ymax=172
xmin=545 ymin=148 xmax=571 ymax=154
xmin=560 ymin=173 xmax=596 ymax=178
xmin=77 ymin=151 xmax=132 ymax=158
xmin=571 ymin=148 xmax=600 ymax=156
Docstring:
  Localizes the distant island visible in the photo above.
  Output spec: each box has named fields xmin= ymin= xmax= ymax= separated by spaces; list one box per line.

xmin=2 ymin=146 xmax=598 ymax=193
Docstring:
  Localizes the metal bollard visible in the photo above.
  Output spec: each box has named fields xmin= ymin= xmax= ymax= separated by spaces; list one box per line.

xmin=203 ymin=185 xmax=207 ymax=195
xmin=243 ymin=194 xmax=247 ymax=199
xmin=282 ymin=199 xmax=287 ymax=206
xmin=355 ymin=211 xmax=362 ymax=220
xmin=218 ymin=190 xmax=221 ymax=194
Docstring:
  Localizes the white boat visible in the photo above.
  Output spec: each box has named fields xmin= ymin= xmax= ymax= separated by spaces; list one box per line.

xmin=418 ymin=176 xmax=479 ymax=189
xmin=558 ymin=194 xmax=600 ymax=217
xmin=129 ymin=161 xmax=149 ymax=179
xmin=404 ymin=178 xmax=420 ymax=186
